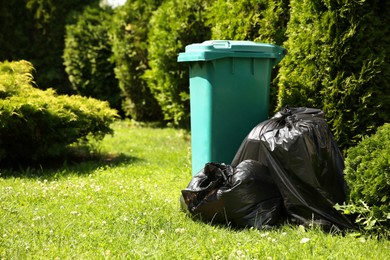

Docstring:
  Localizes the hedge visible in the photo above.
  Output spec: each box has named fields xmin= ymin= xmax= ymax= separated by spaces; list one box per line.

xmin=0 ymin=60 xmax=117 ymax=164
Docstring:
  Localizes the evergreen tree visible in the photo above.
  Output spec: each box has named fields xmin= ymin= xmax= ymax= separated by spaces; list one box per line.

xmin=64 ymin=6 xmax=122 ymax=113
xmin=145 ymin=0 xmax=211 ymax=127
xmin=0 ymin=0 xmax=35 ymax=61
xmin=207 ymin=0 xmax=267 ymax=41
xmin=0 ymin=0 xmax=99 ymax=94
xmin=110 ymin=0 xmax=163 ymax=121
xmin=277 ymin=0 xmax=390 ymax=150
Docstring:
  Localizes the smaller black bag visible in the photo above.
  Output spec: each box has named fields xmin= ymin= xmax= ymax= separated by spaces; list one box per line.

xmin=181 ymin=160 xmax=284 ymax=229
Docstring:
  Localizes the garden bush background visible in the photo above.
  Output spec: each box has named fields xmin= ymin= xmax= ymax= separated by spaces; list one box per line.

xmin=0 ymin=0 xmax=389 ymax=238
xmin=1 ymin=0 xmax=388 ymax=151
xmin=0 ymin=60 xmax=117 ymax=164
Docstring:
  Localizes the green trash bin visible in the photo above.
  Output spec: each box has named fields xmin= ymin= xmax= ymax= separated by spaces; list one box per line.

xmin=178 ymin=40 xmax=286 ymax=175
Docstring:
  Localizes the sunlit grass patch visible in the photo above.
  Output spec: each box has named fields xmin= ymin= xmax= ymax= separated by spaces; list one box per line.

xmin=1 ymin=120 xmax=389 ymax=259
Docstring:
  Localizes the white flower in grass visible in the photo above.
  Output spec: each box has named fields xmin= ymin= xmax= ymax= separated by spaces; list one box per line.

xmin=236 ymin=250 xmax=244 ymax=256
xmin=175 ymin=228 xmax=185 ymax=234
xmin=235 ymin=250 xmax=245 ymax=258
xmin=300 ymin=237 xmax=310 ymax=244
xmin=159 ymin=230 xmax=165 ymax=235
xmin=260 ymin=232 xmax=269 ymax=237
xmin=298 ymin=225 xmax=306 ymax=232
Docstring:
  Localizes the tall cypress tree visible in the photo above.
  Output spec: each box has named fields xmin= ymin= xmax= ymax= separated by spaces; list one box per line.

xmin=145 ymin=0 xmax=211 ymax=127
xmin=0 ymin=0 xmax=35 ymax=61
xmin=277 ymin=0 xmax=390 ymax=150
xmin=0 ymin=0 xmax=98 ymax=93
xmin=64 ymin=6 xmax=122 ymax=113
xmin=110 ymin=0 xmax=164 ymax=121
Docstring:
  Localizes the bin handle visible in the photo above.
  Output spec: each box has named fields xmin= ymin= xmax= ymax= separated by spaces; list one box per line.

xmin=212 ymin=40 xmax=231 ymax=49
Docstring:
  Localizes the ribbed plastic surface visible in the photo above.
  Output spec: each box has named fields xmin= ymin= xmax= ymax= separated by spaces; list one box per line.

xmin=178 ymin=40 xmax=286 ymax=175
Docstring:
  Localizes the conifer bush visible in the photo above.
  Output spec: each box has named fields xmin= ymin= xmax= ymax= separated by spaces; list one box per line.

xmin=337 ymin=123 xmax=390 ymax=237
xmin=110 ymin=0 xmax=163 ymax=121
xmin=0 ymin=60 xmax=118 ymax=164
xmin=64 ymin=6 xmax=122 ymax=114
xmin=277 ymin=0 xmax=390 ymax=150
xmin=207 ymin=0 xmax=289 ymax=45
xmin=145 ymin=0 xmax=211 ymax=127
xmin=207 ymin=0 xmax=267 ymax=41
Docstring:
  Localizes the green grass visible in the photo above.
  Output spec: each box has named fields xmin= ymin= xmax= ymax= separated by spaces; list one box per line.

xmin=1 ymin=120 xmax=389 ymax=259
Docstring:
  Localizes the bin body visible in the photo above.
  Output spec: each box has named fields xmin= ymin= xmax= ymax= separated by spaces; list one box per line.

xmin=178 ymin=40 xmax=286 ymax=175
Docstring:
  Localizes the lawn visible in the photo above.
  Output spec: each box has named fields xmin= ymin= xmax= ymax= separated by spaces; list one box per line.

xmin=1 ymin=120 xmax=389 ymax=259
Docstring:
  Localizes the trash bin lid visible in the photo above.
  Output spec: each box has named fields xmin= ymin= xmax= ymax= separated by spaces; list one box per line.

xmin=178 ymin=40 xmax=286 ymax=65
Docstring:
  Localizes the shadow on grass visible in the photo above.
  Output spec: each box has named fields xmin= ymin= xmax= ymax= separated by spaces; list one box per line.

xmin=0 ymin=150 xmax=141 ymax=179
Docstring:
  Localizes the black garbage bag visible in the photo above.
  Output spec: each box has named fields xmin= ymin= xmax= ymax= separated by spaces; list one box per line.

xmin=231 ymin=107 xmax=310 ymax=167
xmin=232 ymin=107 xmax=355 ymax=230
xmin=181 ymin=160 xmax=284 ymax=229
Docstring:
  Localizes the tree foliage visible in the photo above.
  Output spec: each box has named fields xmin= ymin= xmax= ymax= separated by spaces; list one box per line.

xmin=256 ymin=0 xmax=289 ymax=45
xmin=207 ymin=0 xmax=289 ymax=44
xmin=1 ymin=0 xmax=388 ymax=151
xmin=277 ymin=0 xmax=390 ymax=150
xmin=337 ymin=123 xmax=390 ymax=237
xmin=0 ymin=0 xmax=99 ymax=94
xmin=0 ymin=60 xmax=117 ymax=164
xmin=145 ymin=0 xmax=211 ymax=127
xmin=110 ymin=0 xmax=163 ymax=121
xmin=344 ymin=123 xmax=390 ymax=211
xmin=207 ymin=0 xmax=267 ymax=41
xmin=64 ymin=6 xmax=122 ymax=113
xmin=0 ymin=0 xmax=35 ymax=61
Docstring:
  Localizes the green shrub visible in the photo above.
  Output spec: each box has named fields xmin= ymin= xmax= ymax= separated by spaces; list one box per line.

xmin=63 ymin=6 xmax=122 ymax=114
xmin=145 ymin=0 xmax=211 ymax=127
xmin=25 ymin=0 xmax=99 ymax=93
xmin=337 ymin=123 xmax=390 ymax=237
xmin=110 ymin=0 xmax=163 ymax=121
xmin=255 ymin=0 xmax=289 ymax=46
xmin=277 ymin=0 xmax=390 ymax=151
xmin=207 ymin=0 xmax=268 ymax=41
xmin=207 ymin=0 xmax=288 ymax=45
xmin=0 ymin=60 xmax=118 ymax=164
